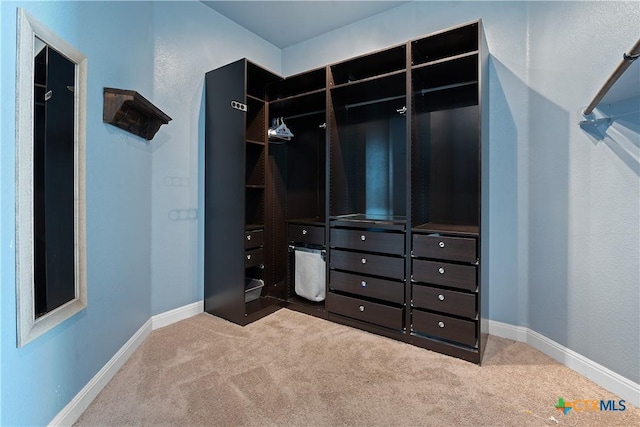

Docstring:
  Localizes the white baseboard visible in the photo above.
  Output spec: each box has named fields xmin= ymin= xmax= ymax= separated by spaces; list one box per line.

xmin=489 ymin=320 xmax=640 ymax=408
xmin=151 ymin=300 xmax=203 ymax=330
xmin=48 ymin=319 xmax=152 ymax=427
xmin=49 ymin=301 xmax=204 ymax=426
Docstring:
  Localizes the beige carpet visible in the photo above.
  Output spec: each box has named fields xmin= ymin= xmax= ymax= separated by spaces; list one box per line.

xmin=75 ymin=309 xmax=639 ymax=426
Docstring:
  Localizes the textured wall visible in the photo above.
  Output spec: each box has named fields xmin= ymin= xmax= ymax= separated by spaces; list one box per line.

xmin=149 ymin=2 xmax=281 ymax=315
xmin=527 ymin=0 xmax=640 ymax=383
xmin=0 ymin=2 xmax=154 ymax=425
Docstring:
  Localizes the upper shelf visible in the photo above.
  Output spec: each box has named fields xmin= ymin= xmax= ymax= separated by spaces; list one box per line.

xmin=103 ymin=88 xmax=172 ymax=140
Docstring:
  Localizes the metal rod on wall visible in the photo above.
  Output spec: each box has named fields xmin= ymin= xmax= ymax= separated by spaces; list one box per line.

xmin=583 ymin=38 xmax=640 ymax=116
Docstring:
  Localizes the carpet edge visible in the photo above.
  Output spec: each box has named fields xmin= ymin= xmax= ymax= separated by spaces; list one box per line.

xmin=489 ymin=319 xmax=640 ymax=408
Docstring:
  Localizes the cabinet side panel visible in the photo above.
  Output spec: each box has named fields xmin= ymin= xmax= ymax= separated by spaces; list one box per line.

xmin=204 ymin=61 xmax=246 ymax=323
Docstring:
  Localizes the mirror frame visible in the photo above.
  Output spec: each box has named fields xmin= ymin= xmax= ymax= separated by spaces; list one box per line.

xmin=15 ymin=8 xmax=87 ymax=347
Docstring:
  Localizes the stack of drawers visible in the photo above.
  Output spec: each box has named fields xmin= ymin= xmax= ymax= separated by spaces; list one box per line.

xmin=411 ymin=233 xmax=478 ymax=348
xmin=245 ymin=229 xmax=264 ymax=268
xmin=328 ymin=225 xmax=405 ymax=330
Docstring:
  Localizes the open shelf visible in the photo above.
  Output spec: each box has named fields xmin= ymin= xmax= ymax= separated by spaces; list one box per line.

xmin=103 ymin=87 xmax=171 ymax=140
xmin=331 ymin=44 xmax=406 ymax=85
xmin=269 ymin=67 xmax=326 ymax=100
xmin=411 ymin=22 xmax=478 ymax=66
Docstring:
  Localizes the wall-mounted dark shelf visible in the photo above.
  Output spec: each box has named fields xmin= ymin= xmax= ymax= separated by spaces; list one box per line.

xmin=103 ymin=87 xmax=172 ymax=140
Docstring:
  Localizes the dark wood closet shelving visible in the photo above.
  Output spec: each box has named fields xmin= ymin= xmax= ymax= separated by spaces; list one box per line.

xmin=205 ymin=20 xmax=489 ymax=364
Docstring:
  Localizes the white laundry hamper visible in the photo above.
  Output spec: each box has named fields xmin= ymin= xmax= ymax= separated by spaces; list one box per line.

xmin=294 ymin=247 xmax=326 ymax=302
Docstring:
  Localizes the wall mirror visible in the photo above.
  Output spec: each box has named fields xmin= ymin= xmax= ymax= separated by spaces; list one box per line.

xmin=15 ymin=8 xmax=87 ymax=347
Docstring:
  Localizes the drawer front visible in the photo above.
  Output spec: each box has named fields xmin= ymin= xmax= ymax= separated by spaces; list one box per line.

xmin=245 ymin=248 xmax=264 ymax=268
xmin=413 ymin=285 xmax=476 ymax=319
xmin=331 ymin=249 xmax=404 ymax=280
xmin=330 ymin=271 xmax=404 ymax=304
xmin=327 ymin=292 xmax=403 ymax=330
xmin=289 ymin=225 xmax=325 ymax=246
xmin=245 ymin=229 xmax=264 ymax=249
xmin=412 ymin=259 xmax=476 ymax=291
xmin=331 ymin=228 xmax=404 ymax=255
xmin=412 ymin=310 xmax=477 ymax=347
xmin=413 ymin=234 xmax=476 ymax=263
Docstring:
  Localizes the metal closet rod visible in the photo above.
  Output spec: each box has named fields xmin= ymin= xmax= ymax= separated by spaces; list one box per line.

xmin=583 ymin=38 xmax=640 ymax=116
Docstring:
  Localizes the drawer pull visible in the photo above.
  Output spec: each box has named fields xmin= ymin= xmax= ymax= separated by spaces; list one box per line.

xmin=302 ymin=229 xmax=308 ymax=235
xmin=438 ymin=321 xmax=445 ymax=328
xmin=360 ymin=235 xmax=366 ymax=241
xmin=438 ymin=267 xmax=445 ymax=274
xmin=246 ymin=254 xmax=251 ymax=260
xmin=361 ymin=258 xmax=367 ymax=264
xmin=361 ymin=281 xmax=367 ymax=288
xmin=438 ymin=241 xmax=445 ymax=248
xmin=438 ymin=294 xmax=445 ymax=301
xmin=359 ymin=305 xmax=365 ymax=312
xmin=246 ymin=235 xmax=251 ymax=240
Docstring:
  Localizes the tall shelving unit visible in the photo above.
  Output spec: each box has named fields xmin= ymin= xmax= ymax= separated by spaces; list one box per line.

xmin=408 ymin=21 xmax=489 ymax=363
xmin=204 ymin=59 xmax=281 ymax=325
xmin=204 ymin=20 xmax=489 ymax=363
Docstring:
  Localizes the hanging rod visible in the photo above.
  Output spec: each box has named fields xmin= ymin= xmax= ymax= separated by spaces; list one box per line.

xmin=583 ymin=38 xmax=640 ymax=116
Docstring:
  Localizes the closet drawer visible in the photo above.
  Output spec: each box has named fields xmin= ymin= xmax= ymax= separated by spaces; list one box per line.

xmin=412 ymin=259 xmax=476 ymax=291
xmin=245 ymin=229 xmax=264 ymax=249
xmin=330 ymin=271 xmax=404 ymax=304
xmin=331 ymin=228 xmax=404 ymax=255
xmin=327 ymin=292 xmax=403 ymax=330
xmin=412 ymin=285 xmax=476 ymax=319
xmin=289 ymin=224 xmax=324 ymax=246
xmin=245 ymin=248 xmax=263 ymax=268
xmin=331 ymin=249 xmax=404 ymax=280
xmin=412 ymin=310 xmax=477 ymax=347
xmin=413 ymin=234 xmax=476 ymax=263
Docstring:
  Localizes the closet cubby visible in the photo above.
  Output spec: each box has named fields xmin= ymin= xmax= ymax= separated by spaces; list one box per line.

xmin=330 ymin=44 xmax=406 ymax=85
xmin=330 ymin=95 xmax=407 ymax=222
xmin=205 ymin=20 xmax=489 ymax=364
xmin=411 ymin=22 xmax=478 ymax=66
xmin=246 ymin=96 xmax=267 ymax=143
xmin=268 ymin=67 xmax=325 ymax=100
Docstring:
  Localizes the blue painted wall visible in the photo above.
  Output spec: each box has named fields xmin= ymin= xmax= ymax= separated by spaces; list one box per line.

xmin=1 ymin=2 xmax=155 ymax=425
xmin=0 ymin=1 xmax=279 ymax=424
xmin=526 ymin=1 xmax=639 ymax=384
xmin=149 ymin=1 xmax=280 ymax=315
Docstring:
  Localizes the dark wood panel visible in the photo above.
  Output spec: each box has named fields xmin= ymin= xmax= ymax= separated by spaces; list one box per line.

xmin=409 ymin=333 xmax=480 ymax=364
xmin=331 ymin=228 xmax=404 ymax=255
xmin=412 ymin=234 xmax=476 ymax=262
xmin=245 ymin=229 xmax=264 ymax=249
xmin=412 ymin=259 xmax=476 ymax=291
xmin=330 ymin=249 xmax=404 ymax=280
xmin=330 ymin=270 xmax=404 ymax=304
xmin=288 ymin=224 xmax=325 ymax=245
xmin=204 ymin=59 xmax=247 ymax=324
xmin=412 ymin=310 xmax=476 ymax=347
xmin=412 ymin=284 xmax=476 ymax=319
xmin=327 ymin=292 xmax=403 ymax=330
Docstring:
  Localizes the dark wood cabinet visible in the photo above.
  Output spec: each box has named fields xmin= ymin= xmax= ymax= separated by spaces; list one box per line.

xmin=204 ymin=59 xmax=281 ymax=325
xmin=205 ymin=20 xmax=488 ymax=363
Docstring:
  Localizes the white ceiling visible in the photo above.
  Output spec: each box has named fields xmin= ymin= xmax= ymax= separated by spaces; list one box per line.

xmin=201 ymin=1 xmax=409 ymax=49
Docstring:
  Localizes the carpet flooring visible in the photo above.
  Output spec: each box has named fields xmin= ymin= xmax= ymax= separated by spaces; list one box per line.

xmin=75 ymin=309 xmax=640 ymax=426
